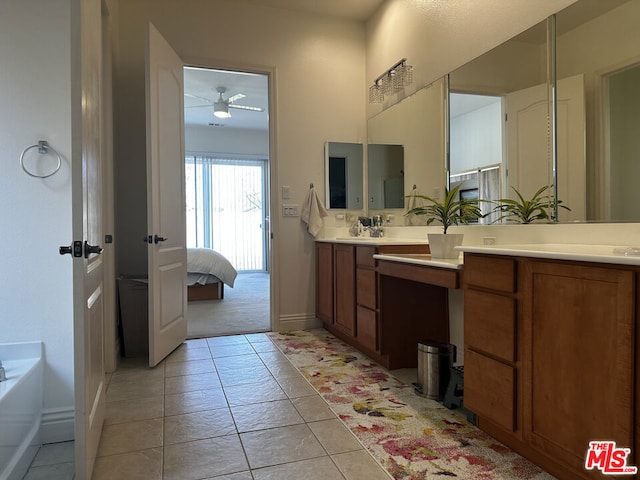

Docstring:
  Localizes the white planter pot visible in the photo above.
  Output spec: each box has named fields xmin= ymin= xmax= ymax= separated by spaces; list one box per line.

xmin=427 ymin=233 xmax=463 ymax=259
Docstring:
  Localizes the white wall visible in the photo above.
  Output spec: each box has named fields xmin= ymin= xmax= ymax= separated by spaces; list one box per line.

xmin=185 ymin=125 xmax=269 ymax=156
xmin=113 ymin=0 xmax=367 ymax=328
xmin=450 ymin=100 xmax=503 ymax=174
xmin=0 ymin=0 xmax=75 ymax=441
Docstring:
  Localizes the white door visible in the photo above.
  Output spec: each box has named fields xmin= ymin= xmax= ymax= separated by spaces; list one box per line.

xmin=145 ymin=23 xmax=188 ymax=367
xmin=506 ymin=82 xmax=552 ymax=199
xmin=73 ymin=0 xmax=106 ymax=477
xmin=506 ymin=77 xmax=585 ymax=221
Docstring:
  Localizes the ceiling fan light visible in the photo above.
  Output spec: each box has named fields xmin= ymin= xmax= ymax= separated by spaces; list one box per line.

xmin=213 ymin=100 xmax=230 ymax=118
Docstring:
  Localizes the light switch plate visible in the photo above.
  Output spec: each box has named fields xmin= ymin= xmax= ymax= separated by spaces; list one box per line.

xmin=282 ymin=204 xmax=299 ymax=217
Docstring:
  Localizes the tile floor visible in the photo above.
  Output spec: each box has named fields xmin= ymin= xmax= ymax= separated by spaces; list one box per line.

xmin=23 ymin=333 xmax=394 ymax=480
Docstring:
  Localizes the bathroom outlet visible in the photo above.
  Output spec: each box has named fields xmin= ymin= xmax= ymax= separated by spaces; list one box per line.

xmin=281 ymin=185 xmax=290 ymax=200
xmin=282 ymin=204 xmax=299 ymax=217
xmin=483 ymin=236 xmax=497 ymax=245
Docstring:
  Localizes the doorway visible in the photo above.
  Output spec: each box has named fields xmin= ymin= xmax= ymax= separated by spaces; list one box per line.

xmin=605 ymin=62 xmax=640 ymax=221
xmin=183 ymin=66 xmax=271 ymax=338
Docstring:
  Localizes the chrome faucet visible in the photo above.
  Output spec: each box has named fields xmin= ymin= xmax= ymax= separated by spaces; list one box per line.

xmin=0 ymin=361 xmax=6 ymax=382
xmin=369 ymin=215 xmax=384 ymax=238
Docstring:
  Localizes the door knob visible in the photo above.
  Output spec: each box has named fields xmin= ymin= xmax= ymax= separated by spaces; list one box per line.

xmin=154 ymin=235 xmax=168 ymax=244
xmin=59 ymin=241 xmax=83 ymax=257
xmin=84 ymin=241 xmax=103 ymax=258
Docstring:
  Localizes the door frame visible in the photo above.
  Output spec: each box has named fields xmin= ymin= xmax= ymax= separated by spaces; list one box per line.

xmin=182 ymin=57 xmax=278 ymax=330
xmin=594 ymin=54 xmax=640 ymax=221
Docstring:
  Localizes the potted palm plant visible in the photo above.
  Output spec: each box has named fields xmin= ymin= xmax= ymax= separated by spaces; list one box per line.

xmin=406 ymin=184 xmax=483 ymax=258
xmin=492 ymin=185 xmax=570 ymax=223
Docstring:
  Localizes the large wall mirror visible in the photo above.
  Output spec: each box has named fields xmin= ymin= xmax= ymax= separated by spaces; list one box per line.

xmin=447 ymin=0 xmax=640 ymax=224
xmin=367 ymin=77 xmax=446 ymax=222
xmin=325 ymin=142 xmax=363 ymax=210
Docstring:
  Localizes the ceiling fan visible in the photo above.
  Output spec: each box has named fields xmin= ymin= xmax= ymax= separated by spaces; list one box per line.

xmin=185 ymin=86 xmax=264 ymax=119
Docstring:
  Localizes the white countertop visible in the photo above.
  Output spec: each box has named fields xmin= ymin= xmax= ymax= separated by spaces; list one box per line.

xmin=316 ymin=237 xmax=427 ymax=246
xmin=457 ymin=243 xmax=640 ymax=266
xmin=373 ymin=253 xmax=463 ymax=269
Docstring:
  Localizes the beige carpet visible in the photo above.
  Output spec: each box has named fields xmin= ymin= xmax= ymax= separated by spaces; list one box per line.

xmin=186 ymin=272 xmax=270 ymax=338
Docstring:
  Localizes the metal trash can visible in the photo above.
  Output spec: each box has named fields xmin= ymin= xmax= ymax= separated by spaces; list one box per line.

xmin=414 ymin=341 xmax=456 ymax=400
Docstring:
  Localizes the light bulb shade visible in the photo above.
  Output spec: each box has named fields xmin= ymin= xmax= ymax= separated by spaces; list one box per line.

xmin=369 ymin=84 xmax=383 ymax=103
xmin=213 ymin=100 xmax=230 ymax=118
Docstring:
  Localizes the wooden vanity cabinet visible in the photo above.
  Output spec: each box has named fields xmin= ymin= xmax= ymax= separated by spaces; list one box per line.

xmin=355 ymin=246 xmax=379 ymax=352
xmin=315 ymin=242 xmax=333 ymax=325
xmin=463 ymin=254 xmax=520 ymax=434
xmin=464 ymin=253 xmax=637 ymax=480
xmin=315 ymin=241 xmax=428 ymax=366
xmin=334 ymin=244 xmax=356 ymax=336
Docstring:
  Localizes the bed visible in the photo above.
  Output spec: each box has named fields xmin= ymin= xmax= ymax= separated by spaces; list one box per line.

xmin=187 ymin=248 xmax=238 ymax=301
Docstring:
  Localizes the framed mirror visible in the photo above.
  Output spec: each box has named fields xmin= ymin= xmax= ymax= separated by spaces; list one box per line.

xmin=367 ymin=77 xmax=447 ymax=223
xmin=324 ymin=142 xmax=363 ymax=210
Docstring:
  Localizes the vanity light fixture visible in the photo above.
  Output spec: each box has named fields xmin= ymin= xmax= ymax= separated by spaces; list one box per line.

xmin=369 ymin=58 xmax=413 ymax=104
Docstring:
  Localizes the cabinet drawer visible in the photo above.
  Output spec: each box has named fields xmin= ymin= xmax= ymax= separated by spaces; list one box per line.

xmin=356 ymin=268 xmax=376 ymax=309
xmin=464 ymin=289 xmax=516 ymax=362
xmin=465 ymin=349 xmax=516 ymax=432
xmin=356 ymin=246 xmax=377 ymax=267
xmin=356 ymin=306 xmax=377 ymax=351
xmin=465 ymin=254 xmax=516 ymax=293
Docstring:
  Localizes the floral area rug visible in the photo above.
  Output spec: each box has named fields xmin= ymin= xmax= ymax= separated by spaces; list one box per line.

xmin=268 ymin=329 xmax=556 ymax=480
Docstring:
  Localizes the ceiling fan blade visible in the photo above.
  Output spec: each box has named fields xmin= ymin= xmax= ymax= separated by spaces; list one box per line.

xmin=228 ymin=104 xmax=265 ymax=112
xmin=227 ymin=93 xmax=246 ymax=103
xmin=184 ymin=92 xmax=213 ymax=103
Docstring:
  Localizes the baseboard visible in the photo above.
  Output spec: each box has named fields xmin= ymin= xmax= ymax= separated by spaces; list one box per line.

xmin=40 ymin=407 xmax=75 ymax=444
xmin=276 ymin=314 xmax=321 ymax=332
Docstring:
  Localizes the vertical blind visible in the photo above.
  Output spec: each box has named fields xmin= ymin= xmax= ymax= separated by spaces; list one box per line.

xmin=185 ymin=154 xmax=267 ymax=271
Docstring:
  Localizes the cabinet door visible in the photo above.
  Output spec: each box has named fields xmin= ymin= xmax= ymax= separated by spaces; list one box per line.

xmin=334 ymin=244 xmax=356 ymax=336
xmin=357 ymin=306 xmax=378 ymax=352
xmin=315 ymin=242 xmax=334 ymax=324
xmin=524 ymin=261 xmax=634 ymax=475
xmin=356 ymin=268 xmax=377 ymax=310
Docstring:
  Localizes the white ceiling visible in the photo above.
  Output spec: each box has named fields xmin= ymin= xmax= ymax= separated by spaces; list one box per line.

xmin=184 ymin=67 xmax=269 ymax=131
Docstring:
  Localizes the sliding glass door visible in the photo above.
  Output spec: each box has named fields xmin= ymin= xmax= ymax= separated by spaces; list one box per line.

xmin=186 ymin=155 xmax=268 ymax=271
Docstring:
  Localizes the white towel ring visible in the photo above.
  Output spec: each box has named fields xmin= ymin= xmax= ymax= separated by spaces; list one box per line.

xmin=20 ymin=140 xmax=62 ymax=178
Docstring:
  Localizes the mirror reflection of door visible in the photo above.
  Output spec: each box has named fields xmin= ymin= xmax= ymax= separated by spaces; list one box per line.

xmin=325 ymin=142 xmax=363 ymax=210
xmin=328 ymin=156 xmax=347 ymax=209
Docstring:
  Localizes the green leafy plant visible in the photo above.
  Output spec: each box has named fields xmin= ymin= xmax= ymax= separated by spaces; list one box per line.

xmin=406 ymin=184 xmax=483 ymax=233
xmin=492 ymin=185 xmax=570 ymax=224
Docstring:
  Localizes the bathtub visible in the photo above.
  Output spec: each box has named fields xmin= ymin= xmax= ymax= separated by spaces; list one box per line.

xmin=0 ymin=342 xmax=43 ymax=480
